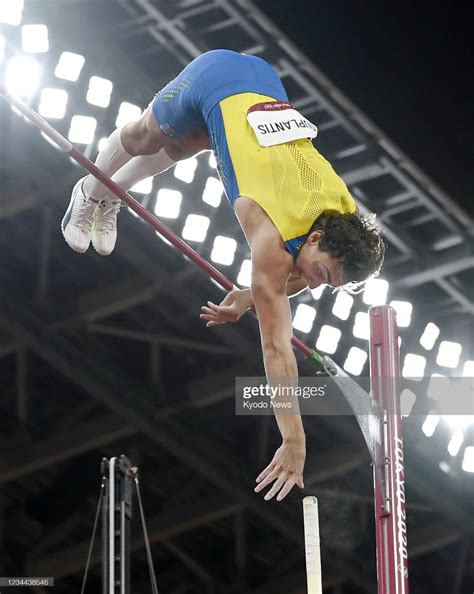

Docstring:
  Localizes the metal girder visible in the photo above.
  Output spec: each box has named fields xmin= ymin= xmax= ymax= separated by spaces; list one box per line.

xmin=395 ymin=255 xmax=474 ymax=289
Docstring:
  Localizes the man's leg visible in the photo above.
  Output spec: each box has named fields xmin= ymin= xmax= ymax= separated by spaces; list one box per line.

xmin=61 ymin=103 xmax=167 ymax=254
xmin=91 ymin=149 xmax=176 ymax=255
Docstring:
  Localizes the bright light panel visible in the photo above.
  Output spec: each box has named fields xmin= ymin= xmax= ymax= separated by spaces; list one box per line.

xmin=293 ymin=304 xmax=316 ymax=333
xmin=462 ymin=361 xmax=474 ymax=376
xmin=0 ymin=0 xmax=24 ymax=25
xmin=115 ymin=102 xmax=141 ymax=128
xmin=447 ymin=429 xmax=464 ymax=457
xmin=182 ymin=214 xmax=210 ymax=242
xmin=68 ymin=115 xmax=97 ymax=144
xmin=462 ymin=446 xmax=474 ymax=473
xmin=209 ymin=152 xmax=217 ymax=169
xmin=332 ymin=291 xmax=353 ymax=320
xmin=402 ymin=353 xmax=426 ymax=380
xmin=202 ymin=177 xmax=223 ymax=207
xmin=211 ymin=235 xmax=237 ymax=265
xmin=436 ymin=340 xmax=462 ymax=369
xmin=155 ymin=189 xmax=182 ymax=219
xmin=174 ymin=157 xmax=198 ymax=183
xmin=311 ymin=285 xmax=325 ymax=300
xmin=86 ymin=76 xmax=113 ymax=108
xmin=38 ymin=88 xmax=68 ymax=119
xmin=343 ymin=346 xmax=367 ymax=375
xmin=55 ymin=51 xmax=85 ymax=82
xmin=237 ymin=259 xmax=251 ymax=287
xmin=316 ymin=325 xmax=341 ymax=354
xmin=363 ymin=278 xmax=389 ymax=305
xmin=443 ymin=415 xmax=474 ymax=430
xmin=400 ymin=388 xmax=416 ymax=416
xmin=21 ymin=24 xmax=48 ymax=53
xmin=353 ymin=311 xmax=370 ymax=340
xmin=390 ymin=300 xmax=412 ymax=327
xmin=0 ymin=35 xmax=5 ymax=64
xmin=419 ymin=322 xmax=440 ymax=350
xmin=422 ymin=412 xmax=440 ymax=437
xmin=130 ymin=177 xmax=153 ymax=194
xmin=5 ymin=56 xmax=41 ymax=97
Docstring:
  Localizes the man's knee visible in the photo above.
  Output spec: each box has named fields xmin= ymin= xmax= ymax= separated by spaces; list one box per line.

xmin=122 ymin=120 xmax=162 ymax=156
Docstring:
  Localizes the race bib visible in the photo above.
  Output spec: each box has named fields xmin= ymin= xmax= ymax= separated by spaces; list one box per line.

xmin=247 ymin=101 xmax=318 ymax=147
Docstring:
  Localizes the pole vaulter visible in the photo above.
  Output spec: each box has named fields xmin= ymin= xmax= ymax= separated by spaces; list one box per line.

xmin=1 ymin=80 xmax=409 ymax=594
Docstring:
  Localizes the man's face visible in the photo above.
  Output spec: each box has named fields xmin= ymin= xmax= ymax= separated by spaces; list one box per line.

xmin=293 ymin=231 xmax=343 ymax=289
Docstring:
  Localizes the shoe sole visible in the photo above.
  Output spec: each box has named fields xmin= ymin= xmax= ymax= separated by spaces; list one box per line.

xmin=61 ymin=177 xmax=90 ymax=254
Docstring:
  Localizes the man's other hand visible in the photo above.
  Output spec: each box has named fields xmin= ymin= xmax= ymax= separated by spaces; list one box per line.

xmin=200 ymin=289 xmax=253 ymax=327
xmin=255 ymin=439 xmax=306 ymax=502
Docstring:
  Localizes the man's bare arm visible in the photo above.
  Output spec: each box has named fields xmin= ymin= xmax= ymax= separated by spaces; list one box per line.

xmin=249 ymin=234 xmax=306 ymax=501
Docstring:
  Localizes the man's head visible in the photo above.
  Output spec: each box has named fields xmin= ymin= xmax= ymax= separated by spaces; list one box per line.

xmin=294 ymin=212 xmax=385 ymax=291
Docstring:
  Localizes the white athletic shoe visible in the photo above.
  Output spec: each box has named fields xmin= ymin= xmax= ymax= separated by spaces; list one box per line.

xmin=61 ymin=176 xmax=101 ymax=253
xmin=92 ymin=196 xmax=121 ymax=256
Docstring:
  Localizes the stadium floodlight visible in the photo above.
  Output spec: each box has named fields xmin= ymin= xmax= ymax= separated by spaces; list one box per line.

xmin=55 ymin=51 xmax=85 ymax=82
xmin=115 ymin=102 xmax=141 ymax=128
xmin=130 ymin=177 xmax=153 ymax=194
xmin=447 ymin=429 xmax=464 ymax=457
xmin=436 ymin=340 xmax=462 ymax=369
xmin=362 ymin=278 xmax=389 ymax=305
xmin=211 ymin=236 xmax=237 ymax=266
xmin=237 ymin=259 xmax=251 ymax=287
xmin=202 ymin=177 xmax=223 ymax=207
xmin=21 ymin=24 xmax=49 ymax=53
xmin=462 ymin=360 xmax=474 ymax=376
xmin=353 ymin=311 xmax=370 ymax=340
xmin=182 ymin=214 xmax=210 ymax=242
xmin=68 ymin=115 xmax=97 ymax=144
xmin=174 ymin=157 xmax=198 ymax=183
xmin=209 ymin=152 xmax=217 ymax=169
xmin=155 ymin=188 xmax=182 ymax=219
xmin=0 ymin=35 xmax=5 ymax=64
xmin=38 ymin=88 xmax=68 ymax=119
xmin=332 ymin=291 xmax=353 ymax=320
xmin=0 ymin=0 xmax=24 ymax=25
xmin=461 ymin=446 xmax=474 ymax=473
xmin=419 ymin=322 xmax=440 ymax=350
xmin=86 ymin=76 xmax=113 ymax=108
xmin=421 ymin=411 xmax=440 ymax=437
xmin=343 ymin=346 xmax=367 ymax=375
xmin=293 ymin=304 xmax=316 ymax=334
xmin=5 ymin=56 xmax=41 ymax=97
xmin=316 ymin=325 xmax=341 ymax=354
xmin=400 ymin=388 xmax=416 ymax=417
xmin=402 ymin=353 xmax=426 ymax=381
xmin=389 ymin=300 xmax=412 ymax=327
xmin=311 ymin=285 xmax=325 ymax=300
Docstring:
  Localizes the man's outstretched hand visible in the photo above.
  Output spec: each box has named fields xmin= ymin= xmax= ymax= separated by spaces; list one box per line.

xmin=255 ymin=439 xmax=306 ymax=502
xmin=200 ymin=289 xmax=253 ymax=327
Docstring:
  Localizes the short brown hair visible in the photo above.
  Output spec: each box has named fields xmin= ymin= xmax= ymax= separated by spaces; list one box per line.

xmin=310 ymin=212 xmax=385 ymax=292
